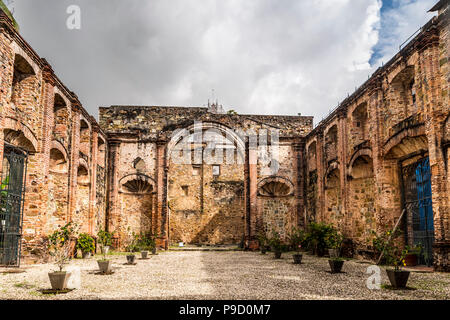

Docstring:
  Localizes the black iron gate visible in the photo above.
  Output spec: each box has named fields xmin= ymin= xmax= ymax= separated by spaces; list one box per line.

xmin=0 ymin=144 xmax=28 ymax=267
xmin=402 ymin=157 xmax=434 ymax=266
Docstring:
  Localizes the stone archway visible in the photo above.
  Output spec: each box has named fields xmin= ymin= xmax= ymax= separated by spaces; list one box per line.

xmin=166 ymin=122 xmax=245 ymax=245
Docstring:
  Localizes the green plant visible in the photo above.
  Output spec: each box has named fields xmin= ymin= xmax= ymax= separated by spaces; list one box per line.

xmin=125 ymin=229 xmax=139 ymax=253
xmin=325 ymin=228 xmax=344 ymax=250
xmin=288 ymin=227 xmax=306 ymax=252
xmin=136 ymin=231 xmax=156 ymax=251
xmin=256 ymin=231 xmax=268 ymax=249
xmin=268 ymin=230 xmax=287 ymax=252
xmin=47 ymin=224 xmax=75 ymax=272
xmin=372 ymin=229 xmax=408 ymax=271
xmin=97 ymin=229 xmax=114 ymax=261
xmin=304 ymin=222 xmax=336 ymax=255
xmin=76 ymin=233 xmax=95 ymax=254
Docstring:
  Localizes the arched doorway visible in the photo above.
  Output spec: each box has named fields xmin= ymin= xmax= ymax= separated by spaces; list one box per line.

xmin=167 ymin=122 xmax=245 ymax=245
xmin=0 ymin=143 xmax=28 ymax=266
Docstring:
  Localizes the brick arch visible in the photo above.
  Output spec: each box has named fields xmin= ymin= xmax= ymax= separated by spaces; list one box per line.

xmin=325 ymin=160 xmax=339 ymax=183
xmin=3 ymin=117 xmax=38 ymax=152
xmin=50 ymin=139 xmax=68 ymax=162
xmin=383 ymin=125 xmax=427 ymax=159
xmin=348 ymin=148 xmax=372 ymax=175
xmin=167 ymin=121 xmax=246 ymax=163
xmin=257 ymin=176 xmax=294 ymax=197
xmin=119 ymin=174 xmax=156 ymax=194
xmin=11 ymin=43 xmax=39 ymax=76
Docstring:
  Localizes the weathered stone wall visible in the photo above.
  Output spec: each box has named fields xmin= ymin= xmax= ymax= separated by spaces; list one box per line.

xmin=100 ymin=105 xmax=313 ymax=248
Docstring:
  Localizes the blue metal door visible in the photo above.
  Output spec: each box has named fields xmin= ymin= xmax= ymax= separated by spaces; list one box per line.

xmin=402 ymin=157 xmax=434 ymax=266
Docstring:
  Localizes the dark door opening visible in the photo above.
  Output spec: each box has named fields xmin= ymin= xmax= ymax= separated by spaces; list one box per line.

xmin=402 ymin=157 xmax=434 ymax=266
xmin=0 ymin=144 xmax=28 ymax=267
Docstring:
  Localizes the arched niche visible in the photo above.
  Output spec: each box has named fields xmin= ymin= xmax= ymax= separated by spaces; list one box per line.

xmin=307 ymin=140 xmax=317 ymax=172
xmin=257 ymin=176 xmax=294 ymax=197
xmin=11 ymin=54 xmax=37 ymax=110
xmin=53 ymin=93 xmax=69 ymax=143
xmin=49 ymin=148 xmax=67 ymax=173
xmin=77 ymin=163 xmax=89 ymax=185
xmin=325 ymin=124 xmax=338 ymax=162
xmin=79 ymin=118 xmax=91 ymax=156
xmin=97 ymin=136 xmax=106 ymax=167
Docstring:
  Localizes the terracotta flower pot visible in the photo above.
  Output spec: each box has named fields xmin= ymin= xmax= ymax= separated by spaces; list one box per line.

xmin=152 ymin=247 xmax=157 ymax=255
xmin=404 ymin=254 xmax=418 ymax=267
xmin=97 ymin=260 xmax=112 ymax=274
xmin=328 ymin=259 xmax=344 ymax=273
xmin=141 ymin=251 xmax=148 ymax=259
xmin=293 ymin=253 xmax=303 ymax=264
xmin=386 ymin=269 xmax=410 ymax=288
xmin=48 ymin=272 xmax=71 ymax=290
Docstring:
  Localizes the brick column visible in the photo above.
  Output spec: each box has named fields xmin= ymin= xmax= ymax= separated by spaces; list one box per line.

xmin=106 ymin=140 xmax=120 ymax=234
xmin=337 ymin=110 xmax=349 ymax=234
xmin=293 ymin=140 xmax=306 ymax=228
xmin=68 ymin=104 xmax=81 ymax=223
xmin=89 ymin=126 xmax=99 ymax=235
xmin=315 ymin=131 xmax=325 ymax=223
xmin=156 ymin=140 xmax=168 ymax=249
xmin=39 ymin=65 xmax=56 ymax=235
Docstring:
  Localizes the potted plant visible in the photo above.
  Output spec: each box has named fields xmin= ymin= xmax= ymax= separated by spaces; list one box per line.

xmin=305 ymin=222 xmax=334 ymax=257
xmin=257 ymin=231 xmax=269 ymax=255
xmin=76 ymin=233 xmax=95 ymax=259
xmin=289 ymin=227 xmax=305 ymax=264
xmin=325 ymin=228 xmax=343 ymax=259
xmin=125 ymin=230 xmax=138 ymax=264
xmin=137 ymin=231 xmax=156 ymax=258
xmin=373 ymin=229 xmax=410 ymax=289
xmin=47 ymin=224 xmax=74 ymax=290
xmin=269 ymin=230 xmax=286 ymax=259
xmin=97 ymin=229 xmax=113 ymax=274
xmin=404 ymin=244 xmax=422 ymax=267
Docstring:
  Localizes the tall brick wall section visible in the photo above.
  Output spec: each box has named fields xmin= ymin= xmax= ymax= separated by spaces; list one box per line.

xmin=305 ymin=8 xmax=449 ymax=270
xmin=0 ymin=11 xmax=108 ymax=263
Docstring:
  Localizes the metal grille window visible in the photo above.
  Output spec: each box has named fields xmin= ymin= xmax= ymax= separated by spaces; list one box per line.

xmin=402 ymin=157 xmax=434 ymax=266
xmin=0 ymin=144 xmax=27 ymax=267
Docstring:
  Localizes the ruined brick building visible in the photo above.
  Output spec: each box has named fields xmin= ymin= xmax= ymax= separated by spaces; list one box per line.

xmin=0 ymin=1 xmax=449 ymax=271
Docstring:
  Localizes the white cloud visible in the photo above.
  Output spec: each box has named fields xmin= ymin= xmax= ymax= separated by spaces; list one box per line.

xmin=10 ymin=0 xmax=435 ymax=125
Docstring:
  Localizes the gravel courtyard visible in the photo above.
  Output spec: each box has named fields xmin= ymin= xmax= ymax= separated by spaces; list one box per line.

xmin=1 ymin=251 xmax=449 ymax=300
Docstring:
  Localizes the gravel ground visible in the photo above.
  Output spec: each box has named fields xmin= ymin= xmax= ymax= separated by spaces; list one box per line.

xmin=0 ymin=251 xmax=449 ymax=300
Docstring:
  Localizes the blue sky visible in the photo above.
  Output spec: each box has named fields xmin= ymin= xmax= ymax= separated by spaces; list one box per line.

xmin=7 ymin=0 xmax=439 ymax=122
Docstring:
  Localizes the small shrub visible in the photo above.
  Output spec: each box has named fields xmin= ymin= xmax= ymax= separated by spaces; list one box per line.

xmin=76 ymin=233 xmax=95 ymax=254
xmin=288 ymin=227 xmax=306 ymax=252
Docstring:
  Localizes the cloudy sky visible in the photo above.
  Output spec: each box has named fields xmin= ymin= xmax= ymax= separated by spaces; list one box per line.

xmin=7 ymin=0 xmax=436 ymax=123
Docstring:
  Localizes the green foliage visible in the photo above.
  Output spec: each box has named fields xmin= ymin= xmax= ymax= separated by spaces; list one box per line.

xmin=324 ymin=228 xmax=343 ymax=250
xmin=288 ymin=227 xmax=306 ymax=252
xmin=256 ymin=231 xmax=268 ymax=248
xmin=304 ymin=222 xmax=337 ymax=255
xmin=47 ymin=224 xmax=75 ymax=272
xmin=0 ymin=1 xmax=19 ymax=31
xmin=268 ymin=230 xmax=288 ymax=252
xmin=371 ymin=229 xmax=408 ymax=271
xmin=125 ymin=230 xmax=139 ymax=253
xmin=48 ymin=222 xmax=76 ymax=246
xmin=227 ymin=109 xmax=238 ymax=115
xmin=76 ymin=233 xmax=95 ymax=253
xmin=136 ymin=231 xmax=156 ymax=251
xmin=98 ymin=229 xmax=113 ymax=247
